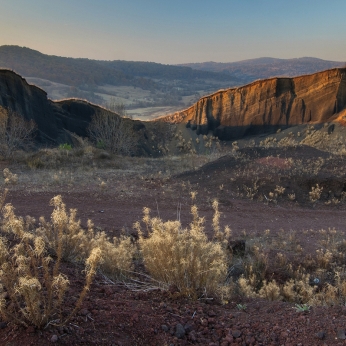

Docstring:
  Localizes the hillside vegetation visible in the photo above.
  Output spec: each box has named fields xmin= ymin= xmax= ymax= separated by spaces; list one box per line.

xmin=180 ymin=57 xmax=345 ymax=84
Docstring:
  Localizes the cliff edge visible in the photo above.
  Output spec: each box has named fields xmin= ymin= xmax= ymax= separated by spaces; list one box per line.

xmin=161 ymin=68 xmax=346 ymax=140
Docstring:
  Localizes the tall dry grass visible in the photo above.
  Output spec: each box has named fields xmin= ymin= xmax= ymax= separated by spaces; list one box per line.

xmin=135 ymin=202 xmax=228 ymax=298
xmin=0 ymin=197 xmax=102 ymax=328
xmin=0 ymin=193 xmax=135 ymax=328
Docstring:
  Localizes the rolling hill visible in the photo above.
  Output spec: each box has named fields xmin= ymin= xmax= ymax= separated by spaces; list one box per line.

xmin=180 ymin=57 xmax=345 ymax=84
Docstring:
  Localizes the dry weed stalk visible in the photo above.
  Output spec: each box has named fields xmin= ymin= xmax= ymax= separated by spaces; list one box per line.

xmin=243 ymin=180 xmax=259 ymax=200
xmin=0 ymin=189 xmax=7 ymax=209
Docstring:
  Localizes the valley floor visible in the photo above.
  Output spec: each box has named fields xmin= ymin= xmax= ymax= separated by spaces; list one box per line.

xmin=1 ymin=145 xmax=346 ymax=345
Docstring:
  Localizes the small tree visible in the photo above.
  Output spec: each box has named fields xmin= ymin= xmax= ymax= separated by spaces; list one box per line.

xmin=0 ymin=106 xmax=36 ymax=158
xmin=88 ymin=110 xmax=137 ymax=155
xmin=106 ymin=98 xmax=128 ymax=117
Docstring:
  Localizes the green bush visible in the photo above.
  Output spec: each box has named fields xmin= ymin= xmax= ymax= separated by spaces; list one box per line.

xmin=59 ymin=143 xmax=72 ymax=151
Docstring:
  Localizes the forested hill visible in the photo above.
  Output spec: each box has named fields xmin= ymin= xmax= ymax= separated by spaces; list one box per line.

xmin=180 ymin=57 xmax=345 ymax=84
xmin=0 ymin=45 xmax=236 ymax=89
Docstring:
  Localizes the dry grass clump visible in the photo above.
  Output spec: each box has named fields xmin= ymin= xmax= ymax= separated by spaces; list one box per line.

xmin=33 ymin=195 xmax=90 ymax=262
xmin=3 ymin=168 xmax=18 ymax=185
xmin=288 ymin=193 xmax=296 ymax=201
xmin=236 ymin=226 xmax=346 ymax=307
xmin=258 ymin=280 xmax=282 ymax=301
xmin=281 ymin=274 xmax=316 ymax=303
xmin=87 ymin=227 xmax=136 ymax=279
xmin=0 ymin=192 xmax=137 ymax=328
xmin=0 ymin=198 xmax=102 ymax=328
xmin=135 ymin=203 xmax=228 ymax=298
xmin=34 ymin=196 xmax=135 ymax=279
xmin=259 ymin=136 xmax=277 ymax=148
xmin=243 ymin=180 xmax=259 ymax=200
xmin=309 ymin=184 xmax=323 ymax=202
xmin=26 ymin=146 xmax=96 ymax=170
xmin=277 ymin=133 xmax=298 ymax=148
xmin=238 ymin=267 xmax=316 ymax=304
xmin=274 ymin=185 xmax=285 ymax=196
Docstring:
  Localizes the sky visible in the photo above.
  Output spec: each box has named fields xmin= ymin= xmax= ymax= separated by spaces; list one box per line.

xmin=0 ymin=0 xmax=345 ymax=64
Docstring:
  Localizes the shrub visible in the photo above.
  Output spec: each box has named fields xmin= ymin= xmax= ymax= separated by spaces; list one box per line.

xmin=0 ymin=106 xmax=36 ymax=158
xmin=88 ymin=110 xmax=138 ymax=155
xmin=136 ymin=205 xmax=227 ymax=298
xmin=33 ymin=195 xmax=89 ymax=262
xmin=59 ymin=143 xmax=72 ymax=151
xmin=0 ymin=201 xmax=102 ymax=328
xmin=35 ymin=197 xmax=135 ymax=279
xmin=3 ymin=168 xmax=18 ymax=185
xmin=309 ymin=184 xmax=323 ymax=202
xmin=88 ymin=230 xmax=136 ymax=279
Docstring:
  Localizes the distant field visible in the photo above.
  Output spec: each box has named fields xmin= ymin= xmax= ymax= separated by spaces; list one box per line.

xmin=25 ymin=77 xmax=205 ymax=120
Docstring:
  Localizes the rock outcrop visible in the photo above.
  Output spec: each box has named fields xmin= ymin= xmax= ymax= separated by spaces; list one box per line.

xmin=161 ymin=68 xmax=346 ymax=140
xmin=0 ymin=69 xmax=130 ymax=144
xmin=0 ymin=69 xmax=170 ymax=156
xmin=0 ymin=69 xmax=59 ymax=143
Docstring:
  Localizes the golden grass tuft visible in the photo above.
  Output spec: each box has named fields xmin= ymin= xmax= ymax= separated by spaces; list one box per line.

xmin=0 ymin=198 xmax=102 ymax=328
xmin=136 ymin=204 xmax=228 ymax=298
xmin=34 ymin=195 xmax=89 ymax=262
xmin=88 ymin=229 xmax=136 ymax=279
xmin=3 ymin=168 xmax=18 ymax=185
xmin=0 ymin=192 xmax=138 ymax=328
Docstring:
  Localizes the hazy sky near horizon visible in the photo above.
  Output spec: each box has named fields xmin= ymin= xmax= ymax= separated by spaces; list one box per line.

xmin=0 ymin=0 xmax=345 ymax=64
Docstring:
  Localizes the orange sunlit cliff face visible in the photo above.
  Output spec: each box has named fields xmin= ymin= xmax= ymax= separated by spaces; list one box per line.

xmin=162 ymin=68 xmax=346 ymax=139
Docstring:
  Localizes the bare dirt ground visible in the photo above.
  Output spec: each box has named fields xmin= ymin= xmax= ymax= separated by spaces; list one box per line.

xmin=1 ymin=145 xmax=346 ymax=345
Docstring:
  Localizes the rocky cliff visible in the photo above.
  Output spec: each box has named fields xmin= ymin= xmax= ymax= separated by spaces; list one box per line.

xmin=162 ymin=68 xmax=346 ymax=140
xmin=0 ymin=69 xmax=127 ymax=144
xmin=0 ymin=69 xmax=59 ymax=142
xmin=0 ymin=69 xmax=168 ymax=156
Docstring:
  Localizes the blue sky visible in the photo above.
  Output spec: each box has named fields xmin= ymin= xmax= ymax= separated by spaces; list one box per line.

xmin=0 ymin=0 xmax=345 ymax=64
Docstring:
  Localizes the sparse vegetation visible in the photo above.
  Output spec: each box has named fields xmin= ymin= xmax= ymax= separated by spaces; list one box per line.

xmin=3 ymin=168 xmax=18 ymax=185
xmin=135 ymin=203 xmax=228 ymax=298
xmin=0 ymin=196 xmax=103 ymax=328
xmin=294 ymin=303 xmax=310 ymax=313
xmin=88 ymin=110 xmax=138 ymax=155
xmin=0 ymin=106 xmax=36 ymax=158
xmin=309 ymin=184 xmax=323 ymax=203
xmin=59 ymin=143 xmax=72 ymax=151
xmin=1 ymin=105 xmax=346 ymax=343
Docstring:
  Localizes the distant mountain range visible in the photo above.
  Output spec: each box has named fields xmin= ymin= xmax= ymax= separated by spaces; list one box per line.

xmin=0 ymin=45 xmax=344 ymax=112
xmin=0 ymin=45 xmax=235 ymax=89
xmin=0 ymin=45 xmax=240 ymax=110
xmin=180 ymin=57 xmax=345 ymax=83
